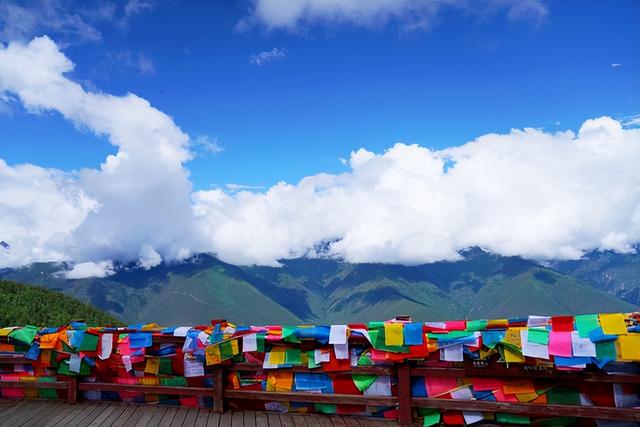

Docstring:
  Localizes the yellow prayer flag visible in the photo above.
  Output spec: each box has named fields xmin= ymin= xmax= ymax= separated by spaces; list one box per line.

xmin=144 ymin=357 xmax=160 ymax=375
xmin=384 ymin=323 xmax=404 ymax=346
xmin=599 ymin=313 xmax=627 ymax=335
xmin=205 ymin=345 xmax=221 ymax=365
xmin=504 ymin=348 xmax=525 ymax=363
xmin=140 ymin=377 xmax=159 ymax=385
xmin=269 ymin=348 xmax=286 ymax=365
xmin=617 ymin=334 xmax=640 ymax=361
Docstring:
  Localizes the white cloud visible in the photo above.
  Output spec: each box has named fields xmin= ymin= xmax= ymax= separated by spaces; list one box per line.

xmin=192 ymin=117 xmax=640 ymax=266
xmin=0 ymin=36 xmax=200 ymax=268
xmin=610 ymin=63 xmax=623 ymax=68
xmin=225 ymin=183 xmax=265 ymax=191
xmin=2 ymin=36 xmax=640 ymax=270
xmin=64 ymin=261 xmax=115 ymax=279
xmin=249 ymin=47 xmax=288 ymax=66
xmin=192 ymin=135 xmax=224 ymax=156
xmin=0 ymin=0 xmax=155 ymax=44
xmin=240 ymin=0 xmax=549 ymax=32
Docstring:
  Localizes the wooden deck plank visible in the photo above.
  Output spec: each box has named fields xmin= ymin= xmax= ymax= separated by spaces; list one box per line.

xmin=133 ymin=405 xmax=158 ymax=427
xmin=147 ymin=406 xmax=169 ymax=427
xmin=206 ymin=410 xmax=221 ymax=427
xmin=183 ymin=406 xmax=200 ymax=427
xmin=0 ymin=399 xmax=41 ymax=423
xmin=291 ymin=414 xmax=307 ymax=427
xmin=169 ymin=407 xmax=189 ymax=426
xmin=267 ymin=412 xmax=282 ymax=427
xmin=51 ymin=403 xmax=91 ymax=427
xmin=159 ymin=407 xmax=179 ymax=427
xmin=255 ymin=411 xmax=269 ymax=427
xmin=66 ymin=402 xmax=111 ymax=427
xmin=122 ymin=405 xmax=152 ymax=427
xmin=231 ymin=410 xmax=244 ymax=427
xmin=328 ymin=415 xmax=348 ymax=427
xmin=313 ymin=414 xmax=334 ymax=427
xmin=3 ymin=400 xmax=49 ymax=426
xmin=41 ymin=401 xmax=85 ymax=427
xmin=111 ymin=403 xmax=139 ymax=427
xmin=219 ymin=410 xmax=233 ymax=427
xmin=279 ymin=413 xmax=296 ymax=427
xmin=342 ymin=417 xmax=361 ymax=427
xmin=15 ymin=400 xmax=60 ymax=426
xmin=303 ymin=413 xmax=321 ymax=427
xmin=195 ymin=408 xmax=211 ymax=427
xmin=243 ymin=410 xmax=257 ymax=427
xmin=88 ymin=404 xmax=119 ymax=427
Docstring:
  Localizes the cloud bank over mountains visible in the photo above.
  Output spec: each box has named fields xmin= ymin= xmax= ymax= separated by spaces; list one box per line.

xmin=1 ymin=37 xmax=640 ymax=276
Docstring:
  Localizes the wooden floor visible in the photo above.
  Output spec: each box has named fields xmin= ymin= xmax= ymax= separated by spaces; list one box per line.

xmin=0 ymin=400 xmax=401 ymax=427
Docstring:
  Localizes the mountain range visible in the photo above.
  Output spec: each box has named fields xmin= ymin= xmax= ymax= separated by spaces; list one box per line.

xmin=1 ymin=248 xmax=638 ymax=325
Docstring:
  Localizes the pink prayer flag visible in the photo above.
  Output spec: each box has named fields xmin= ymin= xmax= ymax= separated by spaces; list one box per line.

xmin=425 ymin=375 xmax=458 ymax=397
xmin=471 ymin=377 xmax=504 ymax=391
xmin=549 ymin=331 xmax=572 ymax=357
xmin=444 ymin=320 xmax=467 ymax=331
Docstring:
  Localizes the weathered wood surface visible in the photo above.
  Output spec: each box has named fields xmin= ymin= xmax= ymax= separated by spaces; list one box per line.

xmin=0 ymin=400 xmax=402 ymax=427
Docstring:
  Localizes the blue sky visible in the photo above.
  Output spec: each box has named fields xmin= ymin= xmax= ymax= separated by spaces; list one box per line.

xmin=1 ymin=0 xmax=639 ymax=191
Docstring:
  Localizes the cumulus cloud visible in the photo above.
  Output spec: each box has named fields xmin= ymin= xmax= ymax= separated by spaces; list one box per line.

xmin=239 ymin=0 xmax=549 ymax=32
xmin=65 ymin=261 xmax=115 ymax=279
xmin=249 ymin=47 xmax=288 ymax=66
xmin=2 ymin=36 xmax=640 ymax=271
xmin=0 ymin=36 xmax=200 ymax=268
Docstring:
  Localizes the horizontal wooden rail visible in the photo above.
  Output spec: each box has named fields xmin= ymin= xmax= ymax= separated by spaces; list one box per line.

xmin=224 ymin=390 xmax=397 ymax=406
xmin=230 ymin=363 xmax=395 ymax=376
xmin=410 ymin=366 xmax=640 ymax=384
xmin=78 ymin=382 xmax=214 ymax=397
xmin=0 ymin=381 xmax=68 ymax=390
xmin=412 ymin=398 xmax=640 ymax=422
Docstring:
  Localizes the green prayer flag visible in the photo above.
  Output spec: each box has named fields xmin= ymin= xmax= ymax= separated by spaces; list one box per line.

xmin=314 ymin=404 xmax=337 ymax=414
xmin=159 ymin=357 xmax=173 ymax=374
xmin=575 ymin=314 xmax=600 ymax=338
xmin=357 ymin=351 xmax=373 ymax=366
xmin=281 ymin=326 xmax=301 ymax=343
xmin=285 ymin=348 xmax=302 ymax=365
xmin=38 ymin=376 xmax=58 ymax=399
xmin=419 ymin=409 xmax=440 ymax=427
xmin=371 ymin=327 xmax=409 ymax=353
xmin=160 ymin=376 xmax=188 ymax=387
xmin=219 ymin=341 xmax=235 ymax=361
xmin=307 ymin=351 xmax=319 ymax=369
xmin=9 ymin=325 xmax=39 ymax=345
xmin=596 ymin=340 xmax=617 ymax=361
xmin=496 ymin=414 xmax=531 ymax=424
xmin=257 ymin=333 xmax=265 ymax=353
xmin=466 ymin=320 xmax=488 ymax=331
xmin=368 ymin=321 xmax=385 ymax=329
xmin=528 ymin=328 xmax=549 ymax=345
xmin=76 ymin=333 xmax=99 ymax=352
xmin=547 ymin=386 xmax=581 ymax=405
xmin=352 ymin=374 xmax=377 ymax=392
xmin=57 ymin=359 xmax=91 ymax=376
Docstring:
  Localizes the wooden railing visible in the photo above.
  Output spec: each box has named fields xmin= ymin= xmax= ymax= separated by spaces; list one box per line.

xmin=2 ymin=337 xmax=640 ymax=425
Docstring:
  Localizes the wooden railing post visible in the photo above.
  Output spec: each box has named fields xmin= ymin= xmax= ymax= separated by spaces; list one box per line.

xmin=213 ymin=366 xmax=224 ymax=413
xmin=396 ymin=363 xmax=413 ymax=426
xmin=67 ymin=376 xmax=78 ymax=404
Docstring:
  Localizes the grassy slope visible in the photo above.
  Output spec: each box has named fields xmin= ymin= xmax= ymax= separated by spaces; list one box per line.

xmin=466 ymin=268 xmax=638 ymax=319
xmin=0 ymin=279 xmax=120 ymax=326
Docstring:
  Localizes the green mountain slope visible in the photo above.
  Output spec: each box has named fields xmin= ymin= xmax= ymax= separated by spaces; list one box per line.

xmin=552 ymin=250 xmax=640 ymax=305
xmin=466 ymin=268 xmax=638 ymax=318
xmin=1 ymin=250 xmax=637 ymax=325
xmin=0 ymin=280 xmax=120 ymax=326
